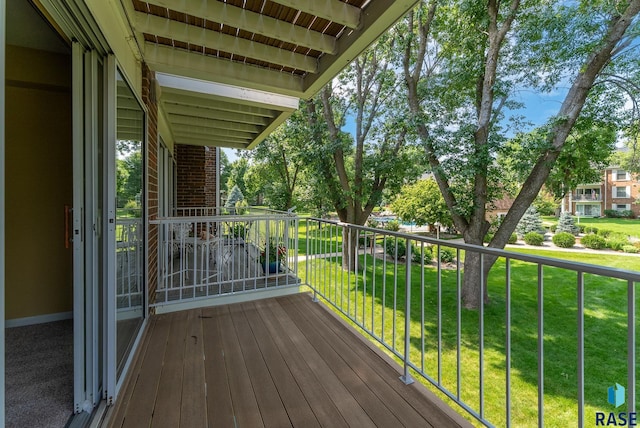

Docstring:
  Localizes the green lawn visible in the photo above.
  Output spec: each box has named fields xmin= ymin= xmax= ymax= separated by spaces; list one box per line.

xmin=542 ymin=216 xmax=640 ymax=238
xmin=298 ymin=248 xmax=640 ymax=427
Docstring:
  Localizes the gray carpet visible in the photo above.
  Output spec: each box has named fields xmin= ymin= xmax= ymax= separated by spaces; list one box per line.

xmin=5 ymin=320 xmax=74 ymax=428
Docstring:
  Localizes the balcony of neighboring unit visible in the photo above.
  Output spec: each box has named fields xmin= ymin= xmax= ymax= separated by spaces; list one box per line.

xmin=572 ymin=192 xmax=602 ymax=202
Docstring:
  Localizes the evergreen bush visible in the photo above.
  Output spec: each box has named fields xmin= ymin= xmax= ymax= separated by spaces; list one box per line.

xmin=385 ymin=220 xmax=401 ymax=231
xmin=556 ymin=212 xmax=580 ymax=235
xmin=524 ymin=232 xmax=544 ymax=246
xmin=623 ymin=245 xmax=639 ymax=254
xmin=412 ymin=244 xmax=433 ymax=263
xmin=516 ymin=206 xmax=546 ymax=237
xmin=552 ymin=232 xmax=575 ymax=248
xmin=439 ymin=247 xmax=456 ymax=263
xmin=581 ymin=234 xmax=606 ymax=249
xmin=508 ymin=233 xmax=518 ymax=244
xmin=385 ymin=239 xmax=406 ymax=259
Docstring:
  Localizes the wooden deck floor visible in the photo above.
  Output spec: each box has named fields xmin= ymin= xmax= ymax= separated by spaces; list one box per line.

xmin=107 ymin=293 xmax=472 ymax=428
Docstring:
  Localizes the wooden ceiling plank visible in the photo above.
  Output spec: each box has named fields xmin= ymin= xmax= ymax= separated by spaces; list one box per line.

xmin=135 ymin=12 xmax=318 ymax=73
xmin=144 ymin=0 xmax=336 ymax=53
xmin=268 ymin=0 xmax=361 ymax=29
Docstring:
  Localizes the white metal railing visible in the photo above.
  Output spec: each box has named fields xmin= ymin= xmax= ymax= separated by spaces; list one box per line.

xmin=302 ymin=217 xmax=640 ymax=427
xmin=172 ymin=206 xmax=286 ymax=217
xmin=151 ymin=212 xmax=299 ymax=306
xmin=116 ymin=218 xmax=143 ymax=312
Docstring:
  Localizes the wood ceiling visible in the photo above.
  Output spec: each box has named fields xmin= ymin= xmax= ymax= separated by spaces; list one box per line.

xmin=125 ymin=0 xmax=418 ymax=149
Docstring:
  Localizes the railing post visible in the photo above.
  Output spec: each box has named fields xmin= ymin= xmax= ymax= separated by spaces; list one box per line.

xmin=400 ymin=238 xmax=414 ymax=385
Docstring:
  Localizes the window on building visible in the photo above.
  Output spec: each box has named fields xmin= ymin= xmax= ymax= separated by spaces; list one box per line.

xmin=615 ymin=186 xmax=630 ymax=198
xmin=616 ymin=170 xmax=628 ymax=180
xmin=616 ymin=204 xmax=630 ymax=211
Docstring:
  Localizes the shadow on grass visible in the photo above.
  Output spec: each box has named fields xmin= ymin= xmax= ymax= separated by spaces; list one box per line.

xmin=306 ymin=250 xmax=636 ymax=426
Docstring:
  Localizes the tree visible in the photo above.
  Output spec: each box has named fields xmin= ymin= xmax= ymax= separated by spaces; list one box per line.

xmin=557 ymin=212 xmax=580 ymax=236
xmin=226 ymin=158 xmax=249 ymax=200
xmin=516 ymin=206 xmax=545 ymax=237
xmin=246 ymin=110 xmax=310 ymax=210
xmin=304 ymin=39 xmax=423 ymax=269
xmin=219 ymin=149 xmax=231 ymax=195
xmin=225 ymin=185 xmax=244 ymax=208
xmin=390 ymin=178 xmax=452 ymax=229
xmin=395 ymin=0 xmax=640 ymax=308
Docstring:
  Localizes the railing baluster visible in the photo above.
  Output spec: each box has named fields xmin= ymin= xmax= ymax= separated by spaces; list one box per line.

xmin=506 ymin=257 xmax=512 ymax=428
xmin=538 ymin=264 xmax=545 ymax=427
xmin=457 ymin=248 xmax=462 ymax=401
xmin=577 ymin=271 xmax=584 ymax=428
xmin=438 ymin=244 xmax=442 ymax=385
xmin=401 ymin=238 xmax=414 ymax=385
xmin=479 ymin=252 xmax=485 ymax=419
xmin=628 ymin=279 xmax=636 ymax=414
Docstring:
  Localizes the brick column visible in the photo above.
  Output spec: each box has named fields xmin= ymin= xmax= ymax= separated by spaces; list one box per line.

xmin=175 ymin=144 xmax=217 ymax=209
xmin=142 ymin=63 xmax=159 ymax=306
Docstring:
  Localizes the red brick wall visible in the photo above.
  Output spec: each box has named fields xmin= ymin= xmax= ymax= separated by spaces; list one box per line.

xmin=176 ymin=144 xmax=217 ymax=208
xmin=142 ymin=63 xmax=158 ymax=306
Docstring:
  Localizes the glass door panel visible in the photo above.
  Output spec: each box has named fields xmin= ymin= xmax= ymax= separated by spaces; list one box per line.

xmin=115 ymin=69 xmax=144 ymax=379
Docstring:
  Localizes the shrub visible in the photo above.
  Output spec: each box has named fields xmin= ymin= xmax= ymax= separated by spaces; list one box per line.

xmin=384 ymin=238 xmax=406 ymax=259
xmin=581 ymin=234 xmax=606 ymax=249
xmin=367 ymin=218 xmax=380 ymax=228
xmin=557 ymin=212 xmax=580 ymax=235
xmin=483 ymin=233 xmax=494 ymax=243
xmin=509 ymin=233 xmax=518 ymax=244
xmin=385 ymin=220 xmax=401 ymax=232
xmin=552 ymin=232 xmax=575 ymax=248
xmin=597 ymin=229 xmax=613 ymax=238
xmin=623 ymin=245 xmax=639 ymax=254
xmin=123 ymin=200 xmax=140 ymax=216
xmin=412 ymin=244 xmax=433 ymax=263
xmin=578 ymin=224 xmax=587 ymax=233
xmin=549 ymin=224 xmax=557 ymax=233
xmin=585 ymin=226 xmax=599 ymax=234
xmin=606 ymin=238 xmax=629 ymax=251
xmin=524 ymin=232 xmax=544 ymax=246
xmin=604 ymin=209 xmax=620 ymax=218
xmin=438 ymin=247 xmax=456 ymax=263
xmin=358 ymin=235 xmax=375 ymax=247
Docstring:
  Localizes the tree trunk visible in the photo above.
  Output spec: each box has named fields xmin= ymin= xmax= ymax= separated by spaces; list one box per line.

xmin=341 ymin=225 xmax=360 ymax=271
xmin=461 ymin=250 xmax=492 ymax=309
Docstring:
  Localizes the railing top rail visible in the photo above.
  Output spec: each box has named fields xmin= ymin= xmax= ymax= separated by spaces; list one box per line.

xmin=173 ymin=206 xmax=292 ymax=215
xmin=152 ymin=213 xmax=299 ymax=224
xmin=306 ymin=217 xmax=640 ymax=282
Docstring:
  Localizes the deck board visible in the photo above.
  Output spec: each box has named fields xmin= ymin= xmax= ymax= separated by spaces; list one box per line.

xmin=201 ymin=306 xmax=236 ymax=428
xmin=108 ymin=293 xmax=473 ymax=428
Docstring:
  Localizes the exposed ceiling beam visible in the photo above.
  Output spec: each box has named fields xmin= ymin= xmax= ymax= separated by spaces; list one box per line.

xmin=302 ymin=0 xmax=419 ymax=98
xmin=166 ymin=115 xmax=261 ymax=133
xmin=145 ymin=0 xmax=336 ymax=54
xmin=158 ymin=75 xmax=298 ymax=112
xmin=173 ymin=132 xmax=252 ymax=145
xmin=246 ymin=110 xmax=293 ymax=150
xmin=172 ymin=124 xmax=257 ymax=140
xmin=134 ymin=12 xmax=318 ymax=73
xmin=144 ymin=42 xmax=305 ymax=97
xmin=164 ymin=105 xmax=271 ymax=126
xmin=162 ymin=90 xmax=277 ymax=118
xmin=173 ymin=136 xmax=251 ymax=149
xmin=269 ymin=0 xmax=361 ymax=30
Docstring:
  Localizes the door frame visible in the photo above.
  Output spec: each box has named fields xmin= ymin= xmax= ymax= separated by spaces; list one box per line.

xmin=1 ymin=0 xmax=6 ymax=423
